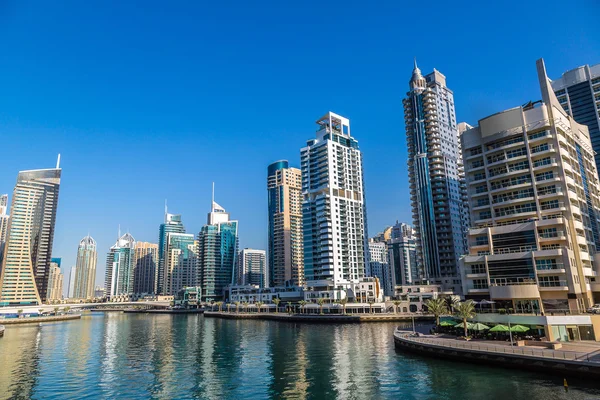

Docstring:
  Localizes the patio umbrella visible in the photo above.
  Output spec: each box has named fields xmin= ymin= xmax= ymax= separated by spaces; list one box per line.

xmin=489 ymin=324 xmax=510 ymax=332
xmin=510 ymin=324 xmax=530 ymax=333
xmin=439 ymin=320 xmax=456 ymax=327
xmin=479 ymin=299 xmax=496 ymax=305
xmin=471 ymin=322 xmax=490 ymax=331
xmin=454 ymin=321 xmax=475 ymax=329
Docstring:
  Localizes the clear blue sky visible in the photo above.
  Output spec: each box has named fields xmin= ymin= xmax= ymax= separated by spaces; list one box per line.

xmin=0 ymin=1 xmax=598 ymax=287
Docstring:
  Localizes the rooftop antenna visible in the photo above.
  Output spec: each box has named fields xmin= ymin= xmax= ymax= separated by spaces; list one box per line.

xmin=212 ymin=182 xmax=215 ymax=212
xmin=56 ymin=154 xmax=61 ymax=169
xmin=164 ymin=199 xmax=168 ymax=222
xmin=118 ymin=224 xmax=121 ymax=239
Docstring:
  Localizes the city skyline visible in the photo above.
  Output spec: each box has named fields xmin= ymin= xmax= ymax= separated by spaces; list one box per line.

xmin=0 ymin=2 xmax=597 ymax=290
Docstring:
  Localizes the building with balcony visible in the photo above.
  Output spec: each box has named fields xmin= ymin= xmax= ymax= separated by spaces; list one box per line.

xmin=0 ymin=160 xmax=61 ymax=306
xmin=368 ymin=238 xmax=389 ymax=295
xmin=157 ymin=208 xmax=186 ymax=295
xmin=164 ymin=234 xmax=197 ymax=295
xmin=388 ymin=226 xmax=418 ymax=290
xmin=133 ymin=241 xmax=158 ymax=295
xmin=46 ymin=259 xmax=63 ymax=301
xmin=267 ymin=160 xmax=304 ymax=287
xmin=105 ymin=232 xmax=136 ymax=298
xmin=460 ymin=59 xmax=600 ymax=314
xmin=301 ymin=112 xmax=368 ymax=296
xmin=0 ymin=194 xmax=9 ymax=265
xmin=550 ymin=62 xmax=600 ymax=169
xmin=235 ymin=248 xmax=267 ymax=288
xmin=403 ymin=60 xmax=469 ymax=292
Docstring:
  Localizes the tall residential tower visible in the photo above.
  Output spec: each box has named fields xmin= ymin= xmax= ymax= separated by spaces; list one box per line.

xmin=267 ymin=160 xmax=304 ymax=287
xmin=301 ymin=112 xmax=368 ymax=293
xmin=73 ymin=235 xmax=98 ymax=299
xmin=0 ymin=161 xmax=61 ymax=306
xmin=158 ymin=208 xmax=185 ymax=294
xmin=403 ymin=61 xmax=468 ymax=291
xmin=236 ymin=248 xmax=267 ymax=287
xmin=133 ymin=242 xmax=159 ymax=295
xmin=105 ymin=232 xmax=136 ymax=298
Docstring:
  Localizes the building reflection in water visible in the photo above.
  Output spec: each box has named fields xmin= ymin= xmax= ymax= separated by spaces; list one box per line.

xmin=0 ymin=324 xmax=41 ymax=399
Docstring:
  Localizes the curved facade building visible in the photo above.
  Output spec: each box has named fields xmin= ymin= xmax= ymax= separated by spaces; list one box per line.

xmin=73 ymin=235 xmax=97 ymax=299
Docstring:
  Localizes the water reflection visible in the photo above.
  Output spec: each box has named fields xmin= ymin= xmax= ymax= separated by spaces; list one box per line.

xmin=0 ymin=315 xmax=599 ymax=400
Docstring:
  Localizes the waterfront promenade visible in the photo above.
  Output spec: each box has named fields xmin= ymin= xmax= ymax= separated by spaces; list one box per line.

xmin=205 ymin=310 xmax=433 ymax=323
xmin=0 ymin=314 xmax=82 ymax=325
xmin=394 ymin=329 xmax=600 ymax=377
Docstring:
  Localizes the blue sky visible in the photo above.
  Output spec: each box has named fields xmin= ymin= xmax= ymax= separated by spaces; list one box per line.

xmin=0 ymin=1 xmax=598 ymax=287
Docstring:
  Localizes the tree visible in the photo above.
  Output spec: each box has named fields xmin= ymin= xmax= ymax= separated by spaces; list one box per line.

xmin=226 ymin=303 xmax=232 ymax=313
xmin=216 ymin=302 xmax=223 ymax=312
xmin=256 ymin=302 xmax=264 ymax=313
xmin=453 ymin=300 xmax=476 ymax=338
xmin=317 ymin=298 xmax=326 ymax=315
xmin=445 ymin=296 xmax=459 ymax=312
xmin=299 ymin=300 xmax=307 ymax=314
xmin=338 ymin=298 xmax=348 ymax=315
xmin=53 ymin=307 xmax=59 ymax=316
xmin=234 ymin=301 xmax=241 ymax=313
xmin=64 ymin=306 xmax=71 ymax=314
xmin=38 ymin=308 xmax=44 ymax=315
xmin=272 ymin=298 xmax=281 ymax=313
xmin=17 ymin=309 xmax=23 ymax=318
xmin=424 ymin=298 xmax=448 ymax=329
xmin=368 ymin=299 xmax=375 ymax=314
xmin=392 ymin=300 xmax=402 ymax=314
xmin=242 ymin=301 xmax=248 ymax=313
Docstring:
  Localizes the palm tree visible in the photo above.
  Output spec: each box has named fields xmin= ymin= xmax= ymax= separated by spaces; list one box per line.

xmin=272 ymin=298 xmax=281 ymax=313
xmin=64 ymin=306 xmax=71 ymax=314
xmin=234 ymin=301 xmax=241 ymax=313
xmin=242 ymin=301 xmax=248 ymax=313
xmin=317 ymin=298 xmax=326 ymax=315
xmin=445 ymin=296 xmax=459 ymax=312
xmin=424 ymin=298 xmax=448 ymax=329
xmin=17 ymin=309 xmax=23 ymax=318
xmin=216 ymin=301 xmax=224 ymax=312
xmin=392 ymin=300 xmax=402 ymax=314
xmin=256 ymin=302 xmax=264 ymax=313
xmin=338 ymin=298 xmax=348 ymax=315
xmin=226 ymin=303 xmax=232 ymax=313
xmin=368 ymin=299 xmax=375 ymax=314
xmin=453 ymin=300 xmax=476 ymax=338
xmin=53 ymin=307 xmax=59 ymax=316
xmin=299 ymin=300 xmax=307 ymax=314
xmin=38 ymin=308 xmax=44 ymax=316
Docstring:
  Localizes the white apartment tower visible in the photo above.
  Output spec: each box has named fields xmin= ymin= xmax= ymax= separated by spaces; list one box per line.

xmin=236 ymin=248 xmax=267 ymax=288
xmin=301 ymin=112 xmax=368 ymax=290
xmin=403 ymin=61 xmax=468 ymax=290
xmin=0 ymin=194 xmax=9 ymax=264
xmin=460 ymin=59 xmax=600 ymax=313
xmin=73 ymin=235 xmax=98 ymax=299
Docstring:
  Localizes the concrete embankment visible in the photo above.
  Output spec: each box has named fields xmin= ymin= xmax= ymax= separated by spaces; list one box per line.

xmin=123 ymin=309 xmax=204 ymax=314
xmin=394 ymin=330 xmax=600 ymax=378
xmin=1 ymin=314 xmax=82 ymax=325
xmin=205 ymin=311 xmax=433 ymax=323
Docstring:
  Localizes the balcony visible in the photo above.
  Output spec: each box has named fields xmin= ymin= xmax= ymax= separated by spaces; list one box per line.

xmin=489 ymin=279 xmax=540 ymax=299
xmin=535 ymin=263 xmax=566 ymax=275
xmin=538 ymin=280 xmax=569 ymax=291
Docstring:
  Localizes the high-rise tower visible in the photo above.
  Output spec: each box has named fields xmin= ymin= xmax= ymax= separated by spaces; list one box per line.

xmin=105 ymin=232 xmax=136 ymax=298
xmin=236 ymin=248 xmax=267 ymax=287
xmin=133 ymin=242 xmax=159 ymax=295
xmin=158 ymin=206 xmax=185 ymax=294
xmin=0 ymin=194 xmax=9 ymax=264
xmin=73 ymin=235 xmax=97 ymax=299
xmin=403 ymin=60 xmax=468 ymax=289
xmin=301 ymin=112 xmax=368 ymax=290
xmin=0 ymin=160 xmax=61 ymax=306
xmin=267 ymin=160 xmax=304 ymax=287
xmin=550 ymin=63 xmax=600 ymax=168
xmin=163 ymin=234 xmax=196 ymax=295
xmin=197 ymin=190 xmax=238 ymax=302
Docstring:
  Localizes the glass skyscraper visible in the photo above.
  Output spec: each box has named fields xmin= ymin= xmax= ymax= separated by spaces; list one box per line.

xmin=105 ymin=232 xmax=136 ymax=298
xmin=73 ymin=235 xmax=98 ymax=299
xmin=164 ymin=233 xmax=197 ymax=294
xmin=0 ymin=161 xmax=61 ymax=306
xmin=403 ymin=60 xmax=468 ymax=290
xmin=158 ymin=209 xmax=185 ymax=294
xmin=197 ymin=198 xmax=238 ymax=301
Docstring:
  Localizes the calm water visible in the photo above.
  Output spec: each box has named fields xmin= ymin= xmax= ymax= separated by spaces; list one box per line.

xmin=0 ymin=313 xmax=599 ymax=399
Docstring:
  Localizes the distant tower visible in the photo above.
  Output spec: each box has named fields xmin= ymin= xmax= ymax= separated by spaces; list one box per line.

xmin=46 ymin=258 xmax=64 ymax=301
xmin=133 ymin=242 xmax=159 ymax=295
xmin=301 ymin=112 xmax=368 ymax=291
xmin=403 ymin=60 xmax=468 ymax=287
xmin=73 ymin=235 xmax=98 ymax=299
xmin=105 ymin=232 xmax=136 ymax=298
xmin=157 ymin=205 xmax=185 ymax=294
xmin=0 ymin=161 xmax=61 ymax=305
xmin=267 ymin=160 xmax=304 ymax=287
xmin=197 ymin=189 xmax=238 ymax=302
xmin=67 ymin=266 xmax=76 ymax=299
xmin=236 ymin=248 xmax=267 ymax=287
xmin=163 ymin=234 xmax=197 ymax=295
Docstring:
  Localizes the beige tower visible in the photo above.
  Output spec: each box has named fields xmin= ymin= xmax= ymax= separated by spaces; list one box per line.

xmin=133 ymin=241 xmax=159 ymax=295
xmin=267 ymin=161 xmax=304 ymax=287
xmin=73 ymin=235 xmax=98 ymax=299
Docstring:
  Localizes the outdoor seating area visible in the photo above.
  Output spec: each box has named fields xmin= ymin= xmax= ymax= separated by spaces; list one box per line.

xmin=435 ymin=319 xmax=545 ymax=342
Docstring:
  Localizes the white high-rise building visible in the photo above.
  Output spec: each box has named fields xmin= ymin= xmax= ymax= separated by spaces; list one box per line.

xmin=105 ymin=232 xmax=136 ymax=298
xmin=368 ymin=239 xmax=389 ymax=295
xmin=0 ymin=194 xmax=9 ymax=264
xmin=236 ymin=248 xmax=267 ymax=288
xmin=67 ymin=266 xmax=76 ymax=299
xmin=73 ymin=235 xmax=97 ymax=299
xmin=301 ymin=112 xmax=368 ymax=295
xmin=403 ymin=61 xmax=469 ymax=292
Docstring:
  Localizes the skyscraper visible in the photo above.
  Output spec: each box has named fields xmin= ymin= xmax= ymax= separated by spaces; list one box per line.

xmin=267 ymin=160 xmax=304 ymax=287
xmin=0 ymin=194 xmax=9 ymax=264
xmin=367 ymin=239 xmax=389 ymax=294
xmin=388 ymin=225 xmax=418 ymax=290
xmin=67 ymin=266 xmax=76 ymax=299
xmin=105 ymin=232 xmax=136 ymax=298
xmin=403 ymin=61 xmax=468 ymax=288
xmin=460 ymin=59 xmax=600 ymax=313
xmin=73 ymin=235 xmax=97 ymax=299
xmin=197 ymin=193 xmax=238 ymax=302
xmin=158 ymin=208 xmax=185 ymax=294
xmin=133 ymin=242 xmax=159 ymax=295
xmin=0 ymin=160 xmax=61 ymax=306
xmin=550 ymin=63 xmax=600 ymax=168
xmin=236 ymin=248 xmax=267 ymax=287
xmin=163 ymin=234 xmax=196 ymax=295
xmin=46 ymin=258 xmax=63 ymax=301
xmin=301 ymin=112 xmax=368 ymax=291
